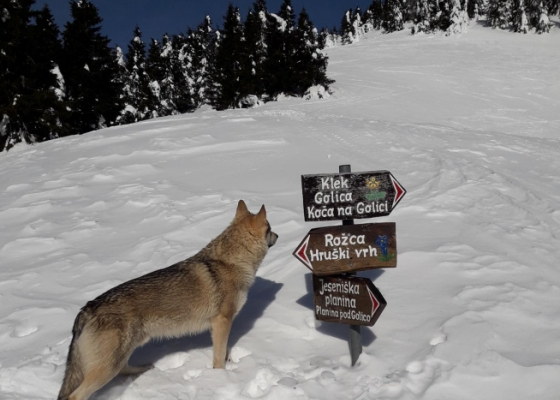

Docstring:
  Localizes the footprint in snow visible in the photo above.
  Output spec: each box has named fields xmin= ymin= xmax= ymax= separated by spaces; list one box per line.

xmin=183 ymin=369 xmax=202 ymax=381
xmin=13 ymin=325 xmax=39 ymax=338
xmin=154 ymin=352 xmax=190 ymax=371
xmin=229 ymin=346 xmax=252 ymax=363
xmin=430 ymin=332 xmax=447 ymax=346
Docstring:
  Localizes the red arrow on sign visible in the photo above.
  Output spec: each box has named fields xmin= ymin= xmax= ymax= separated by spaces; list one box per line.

xmin=390 ymin=174 xmax=406 ymax=208
xmin=294 ymin=235 xmax=312 ymax=270
xmin=366 ymin=285 xmax=380 ymax=316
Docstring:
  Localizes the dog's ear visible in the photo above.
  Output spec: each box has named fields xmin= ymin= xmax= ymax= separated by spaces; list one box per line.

xmin=256 ymin=205 xmax=267 ymax=222
xmin=236 ymin=200 xmax=250 ymax=219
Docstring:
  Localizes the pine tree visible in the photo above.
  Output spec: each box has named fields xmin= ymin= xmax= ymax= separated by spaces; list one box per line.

xmin=146 ymin=38 xmax=167 ymax=116
xmin=241 ymin=1 xmax=268 ymax=98
xmin=61 ymin=0 xmax=122 ymax=135
xmin=208 ymin=4 xmax=245 ymax=109
xmin=544 ymin=0 xmax=559 ymax=16
xmin=156 ymin=34 xmax=178 ymax=114
xmin=529 ymin=0 xmax=552 ymax=32
xmin=362 ymin=8 xmax=374 ymax=32
xmin=0 ymin=0 xmax=66 ymax=151
xmin=264 ymin=0 xmax=296 ymax=97
xmin=277 ymin=0 xmax=297 ymax=92
xmin=318 ymin=27 xmax=336 ymax=48
xmin=367 ymin=0 xmax=385 ymax=30
xmin=112 ymin=45 xmax=130 ymax=118
xmin=437 ymin=0 xmax=454 ymax=31
xmin=185 ymin=16 xmax=215 ymax=108
xmin=292 ymin=8 xmax=334 ymax=95
xmin=0 ymin=0 xmax=31 ymax=150
xmin=340 ymin=9 xmax=356 ymax=44
xmin=382 ymin=0 xmax=405 ymax=32
xmin=446 ymin=0 xmax=469 ymax=33
xmin=511 ymin=0 xmax=529 ymax=32
xmin=411 ymin=0 xmax=433 ymax=33
xmin=467 ymin=0 xmax=482 ymax=18
xmin=120 ymin=26 xmax=157 ymax=123
xmin=487 ymin=0 xmax=511 ymax=29
xmin=352 ymin=7 xmax=365 ymax=37
xmin=169 ymin=34 xmax=193 ymax=113
xmin=400 ymin=0 xmax=412 ymax=21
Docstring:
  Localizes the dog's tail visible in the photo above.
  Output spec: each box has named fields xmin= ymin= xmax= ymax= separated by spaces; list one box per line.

xmin=57 ymin=309 xmax=89 ymax=400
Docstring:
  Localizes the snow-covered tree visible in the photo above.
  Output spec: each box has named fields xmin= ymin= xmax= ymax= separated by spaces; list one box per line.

xmin=529 ymin=0 xmax=553 ymax=32
xmin=264 ymin=1 xmax=294 ymax=96
xmin=153 ymin=34 xmax=178 ymax=114
xmin=352 ymin=7 xmax=365 ymax=37
xmin=446 ymin=0 xmax=469 ymax=33
xmin=411 ymin=0 xmax=434 ymax=33
xmin=242 ymin=1 xmax=268 ymax=98
xmin=292 ymin=8 xmax=334 ymax=95
xmin=362 ymin=8 xmax=375 ymax=32
xmin=511 ymin=0 xmax=529 ymax=32
xmin=382 ymin=0 xmax=405 ymax=32
xmin=0 ymin=1 xmax=66 ymax=151
xmin=185 ymin=16 xmax=215 ymax=108
xmin=168 ymin=33 xmax=194 ymax=113
xmin=146 ymin=38 xmax=171 ymax=116
xmin=208 ymin=4 xmax=245 ymax=109
xmin=340 ymin=9 xmax=356 ymax=44
xmin=61 ymin=0 xmax=122 ymax=134
xmin=467 ymin=0 xmax=482 ymax=18
xmin=366 ymin=0 xmax=385 ymax=30
xmin=119 ymin=26 xmax=157 ymax=123
xmin=487 ymin=0 xmax=511 ymax=28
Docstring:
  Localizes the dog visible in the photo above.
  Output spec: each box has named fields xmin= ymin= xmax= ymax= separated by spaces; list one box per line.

xmin=57 ymin=200 xmax=278 ymax=400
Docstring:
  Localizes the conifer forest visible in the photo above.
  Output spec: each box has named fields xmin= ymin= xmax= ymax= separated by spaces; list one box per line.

xmin=1 ymin=0 xmax=558 ymax=152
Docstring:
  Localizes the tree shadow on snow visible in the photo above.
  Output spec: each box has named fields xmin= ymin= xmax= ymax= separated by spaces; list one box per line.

xmin=92 ymin=276 xmax=283 ymax=399
xmin=295 ymin=271 xmax=386 ymax=348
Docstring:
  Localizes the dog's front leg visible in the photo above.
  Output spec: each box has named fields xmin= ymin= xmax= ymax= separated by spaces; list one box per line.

xmin=211 ymin=314 xmax=233 ymax=368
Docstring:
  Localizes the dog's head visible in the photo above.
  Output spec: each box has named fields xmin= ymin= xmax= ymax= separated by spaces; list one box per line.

xmin=235 ymin=200 xmax=278 ymax=248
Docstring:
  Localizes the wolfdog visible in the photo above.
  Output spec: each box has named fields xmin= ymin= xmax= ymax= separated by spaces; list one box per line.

xmin=58 ymin=200 xmax=278 ymax=400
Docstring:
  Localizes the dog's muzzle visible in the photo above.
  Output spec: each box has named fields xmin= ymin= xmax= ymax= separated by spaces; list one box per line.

xmin=268 ymin=232 xmax=278 ymax=248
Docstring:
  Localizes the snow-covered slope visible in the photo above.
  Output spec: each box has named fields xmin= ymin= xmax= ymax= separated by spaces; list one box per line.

xmin=1 ymin=23 xmax=560 ymax=399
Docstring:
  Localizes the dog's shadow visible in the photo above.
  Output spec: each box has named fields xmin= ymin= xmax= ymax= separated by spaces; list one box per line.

xmin=93 ymin=276 xmax=283 ymax=399
xmin=295 ymin=271 xmax=384 ymax=347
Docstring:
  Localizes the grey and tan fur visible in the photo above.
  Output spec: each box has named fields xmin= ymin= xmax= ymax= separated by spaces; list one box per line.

xmin=58 ymin=200 xmax=278 ymax=400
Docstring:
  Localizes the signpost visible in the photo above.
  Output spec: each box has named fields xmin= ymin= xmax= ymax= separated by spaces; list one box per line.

xmin=293 ymin=222 xmax=397 ymax=275
xmin=301 ymin=170 xmax=406 ymax=222
xmin=294 ymin=164 xmax=406 ymax=366
xmin=313 ymin=275 xmax=386 ymax=326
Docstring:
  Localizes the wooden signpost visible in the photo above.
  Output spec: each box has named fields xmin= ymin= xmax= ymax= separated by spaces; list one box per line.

xmin=301 ymin=170 xmax=406 ymax=222
xmin=294 ymin=165 xmax=406 ymax=366
xmin=313 ymin=275 xmax=386 ymax=326
xmin=293 ymin=222 xmax=397 ymax=275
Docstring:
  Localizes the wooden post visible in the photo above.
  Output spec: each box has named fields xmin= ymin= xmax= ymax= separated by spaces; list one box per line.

xmin=339 ymin=164 xmax=362 ymax=366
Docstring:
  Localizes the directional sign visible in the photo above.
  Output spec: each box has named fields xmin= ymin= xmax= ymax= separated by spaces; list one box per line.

xmin=293 ymin=222 xmax=396 ymax=275
xmin=313 ymin=275 xmax=386 ymax=327
xmin=301 ymin=170 xmax=406 ymax=222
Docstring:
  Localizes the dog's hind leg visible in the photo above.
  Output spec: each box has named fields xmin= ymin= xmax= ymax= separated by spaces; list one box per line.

xmin=68 ymin=330 xmax=130 ymax=400
xmin=211 ymin=314 xmax=233 ymax=369
xmin=68 ymin=366 xmax=117 ymax=400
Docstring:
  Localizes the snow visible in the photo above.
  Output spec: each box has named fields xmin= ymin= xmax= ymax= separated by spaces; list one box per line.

xmin=1 ymin=23 xmax=560 ymax=400
xmin=269 ymin=13 xmax=287 ymax=32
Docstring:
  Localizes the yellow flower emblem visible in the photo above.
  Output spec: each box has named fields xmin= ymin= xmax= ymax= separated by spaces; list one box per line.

xmin=366 ymin=177 xmax=380 ymax=190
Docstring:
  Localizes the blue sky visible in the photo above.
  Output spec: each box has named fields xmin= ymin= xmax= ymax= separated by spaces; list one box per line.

xmin=35 ymin=0 xmax=373 ymax=48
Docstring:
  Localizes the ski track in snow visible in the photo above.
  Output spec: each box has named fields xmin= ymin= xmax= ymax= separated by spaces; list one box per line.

xmin=1 ymin=23 xmax=560 ymax=399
